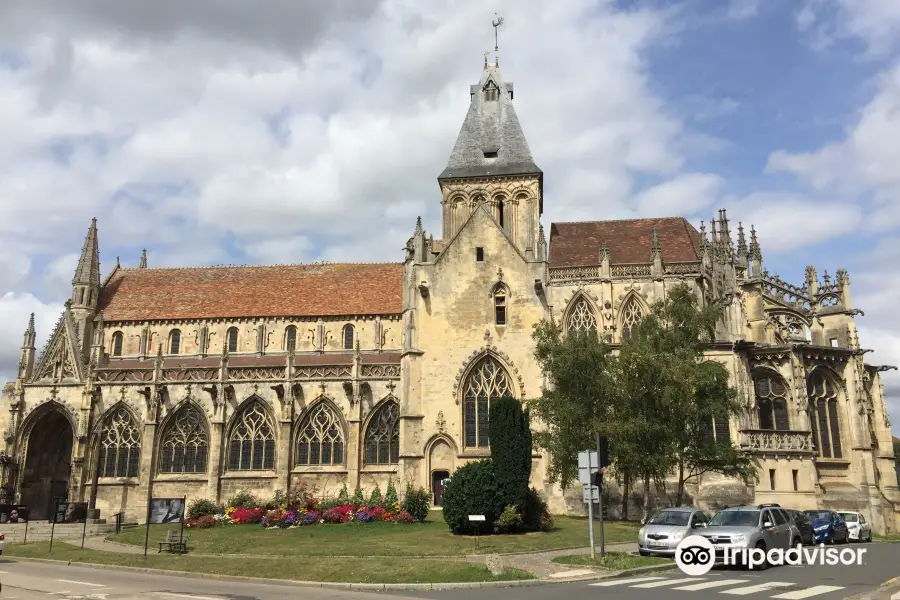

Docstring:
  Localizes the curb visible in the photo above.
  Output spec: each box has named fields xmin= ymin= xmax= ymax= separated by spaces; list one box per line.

xmin=3 ymin=555 xmax=673 ymax=590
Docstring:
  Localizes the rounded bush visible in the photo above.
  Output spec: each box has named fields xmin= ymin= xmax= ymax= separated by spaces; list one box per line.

xmin=187 ymin=498 xmax=219 ymax=519
xmin=442 ymin=459 xmax=502 ymax=534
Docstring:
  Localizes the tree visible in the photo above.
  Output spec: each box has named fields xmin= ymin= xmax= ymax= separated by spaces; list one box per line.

xmin=894 ymin=439 xmax=900 ymax=484
xmin=489 ymin=396 xmax=533 ymax=512
xmin=530 ymin=319 xmax=619 ymax=488
xmin=612 ymin=284 xmax=756 ymax=512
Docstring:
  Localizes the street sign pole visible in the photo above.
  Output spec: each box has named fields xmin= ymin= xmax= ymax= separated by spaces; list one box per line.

xmin=578 ymin=450 xmax=599 ymax=560
xmin=597 ymin=433 xmax=607 ymax=559
xmin=587 ymin=486 xmax=595 ymax=559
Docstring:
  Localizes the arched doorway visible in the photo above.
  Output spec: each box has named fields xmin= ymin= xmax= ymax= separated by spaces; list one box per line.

xmin=20 ymin=408 xmax=74 ymax=519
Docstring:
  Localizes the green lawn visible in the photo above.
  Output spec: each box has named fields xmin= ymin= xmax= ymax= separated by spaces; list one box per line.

xmin=6 ymin=542 xmax=533 ymax=584
xmin=552 ymin=552 xmax=672 ymax=571
xmin=108 ymin=512 xmax=641 ymax=557
xmin=873 ymin=534 xmax=900 ymax=542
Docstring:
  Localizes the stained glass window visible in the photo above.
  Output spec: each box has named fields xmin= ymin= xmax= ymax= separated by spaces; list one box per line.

xmin=567 ymin=297 xmax=597 ymax=335
xmin=296 ymin=403 xmax=345 ymax=466
xmin=160 ymin=404 xmax=208 ymax=474
xmin=364 ymin=400 xmax=399 ymax=465
xmin=227 ymin=400 xmax=275 ymax=470
xmin=97 ymin=407 xmax=141 ymax=478
xmin=464 ymin=356 xmax=513 ymax=448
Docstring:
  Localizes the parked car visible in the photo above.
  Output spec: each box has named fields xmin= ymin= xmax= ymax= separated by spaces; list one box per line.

xmin=785 ymin=509 xmax=814 ymax=545
xmin=837 ymin=511 xmax=872 ymax=542
xmin=803 ymin=510 xmax=849 ymax=544
xmin=697 ymin=503 xmax=800 ymax=569
xmin=637 ymin=507 xmax=711 ymax=557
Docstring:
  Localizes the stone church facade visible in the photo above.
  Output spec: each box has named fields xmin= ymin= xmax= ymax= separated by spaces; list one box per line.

xmin=2 ymin=56 xmax=899 ymax=533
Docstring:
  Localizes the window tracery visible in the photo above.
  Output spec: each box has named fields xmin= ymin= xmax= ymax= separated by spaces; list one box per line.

xmin=494 ymin=290 xmax=507 ymax=326
xmin=97 ymin=407 xmax=141 ymax=478
xmin=160 ymin=405 xmax=208 ymax=473
xmin=621 ymin=297 xmax=643 ymax=338
xmin=754 ymin=374 xmax=790 ymax=430
xmin=364 ymin=400 xmax=399 ymax=465
xmin=296 ymin=403 xmax=345 ymax=466
xmin=808 ymin=372 xmax=842 ymax=458
xmin=567 ymin=297 xmax=597 ymax=335
xmin=464 ymin=356 xmax=514 ymax=448
xmin=227 ymin=400 xmax=275 ymax=471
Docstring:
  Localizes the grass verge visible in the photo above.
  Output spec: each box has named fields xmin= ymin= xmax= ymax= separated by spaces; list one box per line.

xmin=873 ymin=534 xmax=900 ymax=542
xmin=5 ymin=542 xmax=534 ymax=584
xmin=551 ymin=552 xmax=672 ymax=570
xmin=107 ymin=512 xmax=640 ymax=557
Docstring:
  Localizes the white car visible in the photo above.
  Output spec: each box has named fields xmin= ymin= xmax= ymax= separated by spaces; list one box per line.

xmin=837 ymin=511 xmax=872 ymax=542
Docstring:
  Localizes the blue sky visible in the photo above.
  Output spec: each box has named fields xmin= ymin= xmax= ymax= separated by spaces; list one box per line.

xmin=0 ymin=0 xmax=898 ymax=426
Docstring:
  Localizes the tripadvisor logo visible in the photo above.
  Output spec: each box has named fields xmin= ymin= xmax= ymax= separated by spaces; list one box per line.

xmin=675 ymin=536 xmax=867 ymax=574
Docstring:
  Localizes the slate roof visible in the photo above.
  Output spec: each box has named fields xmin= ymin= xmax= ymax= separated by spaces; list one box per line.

xmin=97 ymin=263 xmax=404 ymax=321
xmin=439 ymin=60 xmax=541 ymax=180
xmin=549 ymin=218 xmax=702 ymax=268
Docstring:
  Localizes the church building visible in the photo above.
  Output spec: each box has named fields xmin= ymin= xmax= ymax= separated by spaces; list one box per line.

xmin=2 ymin=54 xmax=899 ymax=533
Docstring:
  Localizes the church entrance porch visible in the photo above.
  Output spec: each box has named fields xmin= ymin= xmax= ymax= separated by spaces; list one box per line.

xmin=20 ymin=407 xmax=74 ymax=520
xmin=432 ymin=470 xmax=450 ymax=507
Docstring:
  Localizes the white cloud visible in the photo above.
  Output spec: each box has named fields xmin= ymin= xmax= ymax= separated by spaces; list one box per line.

xmin=635 ymin=173 xmax=723 ymax=217
xmin=796 ymin=0 xmax=900 ymax=56
xmin=727 ymin=0 xmax=761 ymax=21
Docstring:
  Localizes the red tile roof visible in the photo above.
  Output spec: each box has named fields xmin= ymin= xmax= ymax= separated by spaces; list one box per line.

xmin=98 ymin=264 xmax=404 ymax=321
xmin=549 ymin=218 xmax=701 ymax=268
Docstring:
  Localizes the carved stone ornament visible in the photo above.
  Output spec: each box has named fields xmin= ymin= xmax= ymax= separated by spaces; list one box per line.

xmin=436 ymin=410 xmax=446 ymax=433
xmin=741 ymin=430 xmax=813 ymax=453
xmin=452 ymin=344 xmax=526 ymax=405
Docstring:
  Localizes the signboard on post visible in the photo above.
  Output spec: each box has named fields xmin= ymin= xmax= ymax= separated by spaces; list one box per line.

xmin=582 ymin=485 xmax=600 ymax=503
xmin=467 ymin=515 xmax=486 ymax=551
xmin=578 ymin=450 xmax=598 ymax=485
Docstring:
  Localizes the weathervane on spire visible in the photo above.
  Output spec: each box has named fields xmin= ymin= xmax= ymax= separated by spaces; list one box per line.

xmin=492 ymin=13 xmax=504 ymax=52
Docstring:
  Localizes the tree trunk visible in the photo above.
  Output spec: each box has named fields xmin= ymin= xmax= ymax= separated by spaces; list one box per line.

xmin=641 ymin=473 xmax=651 ymax=524
xmin=676 ymin=459 xmax=685 ymax=506
xmin=622 ymin=475 xmax=629 ymax=521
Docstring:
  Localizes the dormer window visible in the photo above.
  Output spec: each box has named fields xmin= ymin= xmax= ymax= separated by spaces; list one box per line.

xmin=483 ymin=80 xmax=500 ymax=102
xmin=483 ymin=151 xmax=498 ymax=159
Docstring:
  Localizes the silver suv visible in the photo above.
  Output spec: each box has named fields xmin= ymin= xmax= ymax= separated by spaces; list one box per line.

xmin=697 ymin=503 xmax=801 ymax=568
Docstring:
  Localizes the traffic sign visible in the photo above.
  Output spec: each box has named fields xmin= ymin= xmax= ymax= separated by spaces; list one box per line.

xmin=582 ymin=484 xmax=599 ymax=503
xmin=578 ymin=450 xmax=599 ymax=485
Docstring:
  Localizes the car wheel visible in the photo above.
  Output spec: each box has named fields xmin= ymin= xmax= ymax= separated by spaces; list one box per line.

xmin=792 ymin=537 xmax=801 ymax=548
xmin=639 ymin=549 xmax=650 ymax=556
xmin=754 ymin=541 xmax=768 ymax=571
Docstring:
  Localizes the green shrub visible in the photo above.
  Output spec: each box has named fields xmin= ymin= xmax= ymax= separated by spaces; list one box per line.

xmin=442 ymin=459 xmax=502 ymax=534
xmin=368 ymin=484 xmax=383 ymax=508
xmin=495 ymin=505 xmax=524 ymax=533
xmin=402 ymin=484 xmax=430 ymax=522
xmin=351 ymin=485 xmax=364 ymax=507
xmin=337 ymin=483 xmax=349 ymax=504
xmin=227 ymin=490 xmax=260 ymax=509
xmin=385 ymin=478 xmax=399 ymax=506
xmin=524 ymin=487 xmax=554 ymax=531
xmin=187 ymin=498 xmax=219 ymax=519
xmin=488 ymin=396 xmax=532 ymax=512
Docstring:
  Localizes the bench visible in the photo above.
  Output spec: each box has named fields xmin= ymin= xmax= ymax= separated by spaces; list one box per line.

xmin=158 ymin=529 xmax=189 ymax=553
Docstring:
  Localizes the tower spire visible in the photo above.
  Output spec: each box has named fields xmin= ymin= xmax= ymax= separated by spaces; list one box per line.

xmin=73 ymin=217 xmax=100 ymax=287
xmin=749 ymin=225 xmax=763 ymax=277
xmin=139 ymin=249 xmax=148 ymax=269
xmin=492 ymin=14 xmax=504 ymax=53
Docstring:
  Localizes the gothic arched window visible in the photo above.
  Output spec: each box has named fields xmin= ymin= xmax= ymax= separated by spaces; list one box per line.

xmin=111 ymin=331 xmax=124 ymax=357
xmin=754 ymin=374 xmax=790 ymax=431
xmin=567 ymin=297 xmax=597 ymax=335
xmin=227 ymin=400 xmax=275 ymax=471
xmin=296 ymin=402 xmax=345 ymax=466
xmin=464 ymin=356 xmax=514 ymax=448
xmin=364 ymin=399 xmax=399 ymax=465
xmin=226 ymin=327 xmax=238 ymax=353
xmin=621 ymin=297 xmax=643 ymax=339
xmin=285 ymin=325 xmax=297 ymax=352
xmin=97 ymin=407 xmax=141 ymax=478
xmin=342 ymin=324 xmax=354 ymax=350
xmin=169 ymin=329 xmax=181 ymax=355
xmin=160 ymin=404 xmax=208 ymax=474
xmin=808 ymin=372 xmax=843 ymax=459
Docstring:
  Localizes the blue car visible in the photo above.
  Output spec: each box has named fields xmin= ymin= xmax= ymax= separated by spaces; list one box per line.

xmin=803 ymin=510 xmax=849 ymax=544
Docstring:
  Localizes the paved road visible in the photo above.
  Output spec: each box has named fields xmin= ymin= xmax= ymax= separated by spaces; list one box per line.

xmin=0 ymin=559 xmax=422 ymax=600
xmin=0 ymin=543 xmax=896 ymax=599
xmin=406 ymin=543 xmax=900 ymax=600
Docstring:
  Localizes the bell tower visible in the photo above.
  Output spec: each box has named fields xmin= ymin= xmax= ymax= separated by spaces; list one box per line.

xmin=438 ymin=51 xmax=543 ymax=260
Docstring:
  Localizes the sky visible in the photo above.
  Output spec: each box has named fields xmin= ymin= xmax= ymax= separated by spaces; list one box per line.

xmin=0 ymin=0 xmax=898 ymax=429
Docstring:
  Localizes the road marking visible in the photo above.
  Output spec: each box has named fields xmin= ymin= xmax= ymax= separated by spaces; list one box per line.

xmin=721 ymin=582 xmax=794 ymax=595
xmin=57 ymin=579 xmax=106 ymax=587
xmin=890 ymin=592 xmax=900 ymax=600
xmin=549 ymin=569 xmax=595 ymax=578
xmin=153 ymin=593 xmax=228 ymax=600
xmin=590 ymin=576 xmax=668 ymax=586
xmin=673 ymin=579 xmax=749 ymax=591
xmin=631 ymin=578 xmax=706 ymax=588
xmin=770 ymin=586 xmax=845 ymax=599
